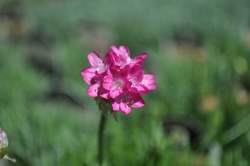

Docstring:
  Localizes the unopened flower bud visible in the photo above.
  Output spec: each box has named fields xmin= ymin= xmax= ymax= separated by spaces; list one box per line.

xmin=0 ymin=129 xmax=8 ymax=159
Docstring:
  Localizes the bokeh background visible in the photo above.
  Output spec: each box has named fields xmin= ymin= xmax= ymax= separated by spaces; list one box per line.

xmin=1 ymin=0 xmax=250 ymax=165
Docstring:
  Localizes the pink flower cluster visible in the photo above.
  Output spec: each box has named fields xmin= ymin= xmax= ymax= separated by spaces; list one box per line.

xmin=81 ymin=45 xmax=156 ymax=115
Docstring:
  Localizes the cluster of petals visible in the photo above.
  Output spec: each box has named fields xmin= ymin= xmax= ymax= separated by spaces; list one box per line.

xmin=81 ymin=45 xmax=156 ymax=115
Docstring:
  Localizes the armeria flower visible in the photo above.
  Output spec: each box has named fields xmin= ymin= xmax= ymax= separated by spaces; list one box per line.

xmin=0 ymin=129 xmax=8 ymax=159
xmin=81 ymin=45 xmax=156 ymax=115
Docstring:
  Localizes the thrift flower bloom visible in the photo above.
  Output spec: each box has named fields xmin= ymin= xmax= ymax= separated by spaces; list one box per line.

xmin=81 ymin=45 xmax=156 ymax=115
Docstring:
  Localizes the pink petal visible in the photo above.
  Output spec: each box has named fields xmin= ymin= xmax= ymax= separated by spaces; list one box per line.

xmin=133 ymin=84 xmax=147 ymax=92
xmin=81 ymin=67 xmax=96 ymax=84
xmin=107 ymin=45 xmax=131 ymax=67
xmin=120 ymin=102 xmax=132 ymax=115
xmin=142 ymin=74 xmax=157 ymax=91
xmin=98 ymin=87 xmax=110 ymax=99
xmin=100 ymin=92 xmax=109 ymax=99
xmin=87 ymin=52 xmax=103 ymax=67
xmin=128 ymin=65 xmax=144 ymax=83
xmin=112 ymin=102 xmax=120 ymax=111
xmin=103 ymin=75 xmax=113 ymax=90
xmin=131 ymin=96 xmax=145 ymax=108
xmin=87 ymin=83 xmax=100 ymax=97
xmin=111 ymin=45 xmax=130 ymax=59
xmin=110 ymin=87 xmax=123 ymax=99
xmin=130 ymin=52 xmax=148 ymax=67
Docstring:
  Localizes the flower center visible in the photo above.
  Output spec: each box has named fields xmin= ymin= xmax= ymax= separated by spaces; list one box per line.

xmin=113 ymin=79 xmax=124 ymax=88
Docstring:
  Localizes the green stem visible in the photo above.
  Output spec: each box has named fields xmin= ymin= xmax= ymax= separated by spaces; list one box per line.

xmin=97 ymin=111 xmax=107 ymax=166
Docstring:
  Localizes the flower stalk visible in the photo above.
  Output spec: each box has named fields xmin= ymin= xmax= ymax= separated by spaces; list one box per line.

xmin=97 ymin=111 xmax=107 ymax=166
xmin=3 ymin=155 xmax=16 ymax=163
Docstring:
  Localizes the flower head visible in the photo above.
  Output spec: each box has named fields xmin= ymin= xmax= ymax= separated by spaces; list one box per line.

xmin=81 ymin=45 xmax=156 ymax=115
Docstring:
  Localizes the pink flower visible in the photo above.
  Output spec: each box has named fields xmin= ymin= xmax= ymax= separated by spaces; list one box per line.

xmin=81 ymin=45 xmax=156 ymax=115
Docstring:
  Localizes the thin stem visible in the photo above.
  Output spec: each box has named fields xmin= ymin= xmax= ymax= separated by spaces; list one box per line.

xmin=3 ymin=155 xmax=16 ymax=163
xmin=97 ymin=111 xmax=107 ymax=166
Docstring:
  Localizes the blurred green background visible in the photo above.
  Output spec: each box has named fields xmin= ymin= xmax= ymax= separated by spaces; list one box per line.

xmin=1 ymin=0 xmax=250 ymax=165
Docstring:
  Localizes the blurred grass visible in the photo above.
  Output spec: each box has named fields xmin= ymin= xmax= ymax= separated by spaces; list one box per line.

xmin=1 ymin=0 xmax=250 ymax=165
